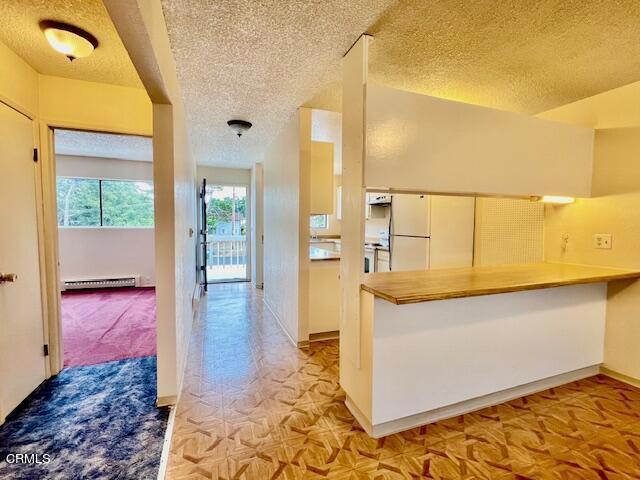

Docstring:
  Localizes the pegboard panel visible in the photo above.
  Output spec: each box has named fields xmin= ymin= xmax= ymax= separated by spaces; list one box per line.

xmin=474 ymin=198 xmax=544 ymax=266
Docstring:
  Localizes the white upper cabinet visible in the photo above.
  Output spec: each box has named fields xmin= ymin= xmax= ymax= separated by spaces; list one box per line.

xmin=365 ymin=84 xmax=594 ymax=198
xmin=310 ymin=141 xmax=334 ymax=214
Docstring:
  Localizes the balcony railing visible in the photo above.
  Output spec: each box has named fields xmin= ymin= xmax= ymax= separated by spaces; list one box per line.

xmin=206 ymin=236 xmax=247 ymax=267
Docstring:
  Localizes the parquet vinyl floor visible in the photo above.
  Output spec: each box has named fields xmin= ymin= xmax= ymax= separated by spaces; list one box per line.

xmin=166 ymin=283 xmax=640 ymax=480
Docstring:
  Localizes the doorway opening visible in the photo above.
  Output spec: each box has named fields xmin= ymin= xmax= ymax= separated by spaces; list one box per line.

xmin=54 ymin=129 xmax=156 ymax=368
xmin=204 ymin=184 xmax=249 ymax=283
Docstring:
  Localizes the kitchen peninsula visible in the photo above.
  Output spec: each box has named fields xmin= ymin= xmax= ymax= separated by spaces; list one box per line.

xmin=342 ymin=263 xmax=640 ymax=438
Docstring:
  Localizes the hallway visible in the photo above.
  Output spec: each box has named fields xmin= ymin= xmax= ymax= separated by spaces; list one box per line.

xmin=167 ymin=284 xmax=640 ymax=479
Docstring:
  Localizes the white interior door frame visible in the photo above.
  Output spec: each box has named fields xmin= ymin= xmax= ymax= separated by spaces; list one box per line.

xmin=38 ymin=123 xmax=155 ymax=378
xmin=0 ymin=99 xmax=54 ymax=378
xmin=0 ymin=99 xmax=48 ymax=423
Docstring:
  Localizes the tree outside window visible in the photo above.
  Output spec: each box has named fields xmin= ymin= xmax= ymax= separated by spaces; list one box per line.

xmin=205 ymin=186 xmax=247 ymax=236
xmin=56 ymin=177 xmax=154 ymax=227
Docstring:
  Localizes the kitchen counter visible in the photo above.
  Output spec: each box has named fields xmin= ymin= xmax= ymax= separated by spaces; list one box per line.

xmin=309 ymin=245 xmax=340 ymax=261
xmin=361 ymin=263 xmax=640 ymax=304
xmin=343 ymin=262 xmax=640 ymax=438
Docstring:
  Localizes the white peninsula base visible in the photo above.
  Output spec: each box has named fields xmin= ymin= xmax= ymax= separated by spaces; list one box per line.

xmin=342 ymin=283 xmax=607 ymax=438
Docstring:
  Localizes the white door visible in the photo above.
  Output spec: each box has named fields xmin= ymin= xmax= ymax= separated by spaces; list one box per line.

xmin=0 ymin=102 xmax=46 ymax=423
xmin=391 ymin=236 xmax=430 ymax=271
xmin=391 ymin=194 xmax=430 ymax=237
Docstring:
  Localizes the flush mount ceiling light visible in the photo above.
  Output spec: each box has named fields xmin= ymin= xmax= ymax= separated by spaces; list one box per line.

xmin=39 ymin=20 xmax=98 ymax=61
xmin=227 ymin=120 xmax=252 ymax=137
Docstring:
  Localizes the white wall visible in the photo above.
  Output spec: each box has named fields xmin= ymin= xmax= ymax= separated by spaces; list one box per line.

xmin=105 ymin=0 xmax=198 ymax=403
xmin=58 ymin=228 xmax=155 ymax=286
xmin=56 ymin=154 xmax=151 ymax=180
xmin=263 ymin=109 xmax=310 ymax=343
xmin=365 ymin=83 xmax=594 ymax=198
xmin=311 ymin=109 xmax=342 ymax=174
xmin=365 ymin=205 xmax=389 ymax=241
xmin=197 ymin=165 xmax=251 ymax=186
xmin=251 ymin=163 xmax=264 ymax=288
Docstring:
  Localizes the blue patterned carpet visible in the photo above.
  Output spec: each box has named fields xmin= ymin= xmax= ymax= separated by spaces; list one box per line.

xmin=0 ymin=356 xmax=169 ymax=480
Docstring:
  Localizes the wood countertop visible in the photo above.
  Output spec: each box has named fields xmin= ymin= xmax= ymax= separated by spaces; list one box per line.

xmin=361 ymin=263 xmax=640 ymax=305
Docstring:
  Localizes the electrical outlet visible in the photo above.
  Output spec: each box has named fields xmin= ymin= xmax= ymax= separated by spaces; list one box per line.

xmin=594 ymin=233 xmax=612 ymax=249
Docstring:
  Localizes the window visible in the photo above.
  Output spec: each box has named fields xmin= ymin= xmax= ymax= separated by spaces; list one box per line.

xmin=102 ymin=180 xmax=154 ymax=227
xmin=56 ymin=178 xmax=100 ymax=226
xmin=57 ymin=177 xmax=154 ymax=227
xmin=310 ymin=214 xmax=328 ymax=229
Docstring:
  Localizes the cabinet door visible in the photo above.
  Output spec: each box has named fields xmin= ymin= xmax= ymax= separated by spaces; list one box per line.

xmin=429 ymin=195 xmax=475 ymax=268
xmin=391 ymin=194 xmax=430 ymax=237
xmin=310 ymin=141 xmax=334 ymax=214
xmin=377 ymin=258 xmax=390 ymax=272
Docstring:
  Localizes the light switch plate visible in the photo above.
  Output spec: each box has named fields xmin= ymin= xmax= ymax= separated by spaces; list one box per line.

xmin=594 ymin=233 xmax=612 ymax=249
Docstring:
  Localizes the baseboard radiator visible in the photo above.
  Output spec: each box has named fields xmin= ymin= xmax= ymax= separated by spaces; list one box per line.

xmin=63 ymin=276 xmax=140 ymax=290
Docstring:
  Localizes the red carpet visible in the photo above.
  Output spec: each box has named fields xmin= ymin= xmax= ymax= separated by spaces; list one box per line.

xmin=61 ymin=287 xmax=156 ymax=367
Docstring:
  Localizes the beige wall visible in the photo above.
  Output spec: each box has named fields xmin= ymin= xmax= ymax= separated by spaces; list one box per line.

xmin=39 ymin=75 xmax=152 ymax=136
xmin=0 ymin=40 xmax=39 ymax=117
xmin=538 ymin=80 xmax=640 ymax=130
xmin=544 ymin=128 xmax=640 ymax=380
xmin=541 ymin=82 xmax=640 ymax=382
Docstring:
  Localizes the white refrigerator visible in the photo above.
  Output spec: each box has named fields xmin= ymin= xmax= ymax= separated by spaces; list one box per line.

xmin=389 ymin=194 xmax=431 ymax=271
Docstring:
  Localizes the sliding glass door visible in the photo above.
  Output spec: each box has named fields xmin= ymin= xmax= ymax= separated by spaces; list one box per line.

xmin=204 ymin=185 xmax=248 ymax=282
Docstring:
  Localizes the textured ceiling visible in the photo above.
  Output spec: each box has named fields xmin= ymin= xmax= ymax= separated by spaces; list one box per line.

xmin=55 ymin=129 xmax=152 ymax=162
xmin=162 ymin=0 xmax=640 ymax=168
xmin=366 ymin=0 xmax=640 ymax=114
xmin=0 ymin=0 xmax=141 ymax=87
xmin=161 ymin=0 xmax=395 ymax=167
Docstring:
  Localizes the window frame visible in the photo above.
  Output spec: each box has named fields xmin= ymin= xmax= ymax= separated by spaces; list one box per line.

xmin=56 ymin=176 xmax=155 ymax=228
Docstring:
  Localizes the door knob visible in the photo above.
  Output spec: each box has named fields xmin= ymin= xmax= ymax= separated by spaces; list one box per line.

xmin=0 ymin=273 xmax=18 ymax=283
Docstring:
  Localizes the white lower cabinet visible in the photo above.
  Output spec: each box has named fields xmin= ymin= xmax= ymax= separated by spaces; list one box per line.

xmin=377 ymin=250 xmax=390 ymax=272
xmin=309 ymin=260 xmax=341 ymax=334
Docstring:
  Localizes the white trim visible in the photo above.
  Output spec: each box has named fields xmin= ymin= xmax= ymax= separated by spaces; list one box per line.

xmin=263 ymin=296 xmax=297 ymax=348
xmin=156 ymin=405 xmax=176 ymax=480
xmin=350 ymin=365 xmax=599 ymax=438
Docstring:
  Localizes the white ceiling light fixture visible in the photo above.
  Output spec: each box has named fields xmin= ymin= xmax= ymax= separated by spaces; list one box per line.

xmin=227 ymin=120 xmax=252 ymax=138
xmin=40 ymin=20 xmax=99 ymax=61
